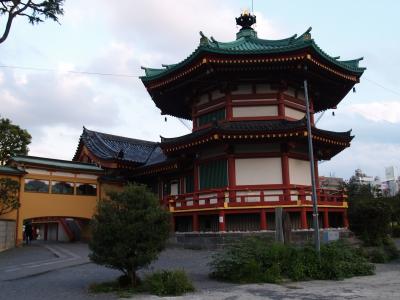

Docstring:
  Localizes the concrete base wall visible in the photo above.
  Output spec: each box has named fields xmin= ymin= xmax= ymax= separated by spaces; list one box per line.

xmin=169 ymin=229 xmax=353 ymax=250
xmin=0 ymin=220 xmax=16 ymax=252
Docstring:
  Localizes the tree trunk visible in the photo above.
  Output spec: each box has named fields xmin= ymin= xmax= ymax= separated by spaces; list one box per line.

xmin=128 ymin=270 xmax=139 ymax=287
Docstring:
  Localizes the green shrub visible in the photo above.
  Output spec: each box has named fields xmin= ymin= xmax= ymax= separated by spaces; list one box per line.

xmin=391 ymin=225 xmax=400 ymax=238
xmin=142 ymin=270 xmax=195 ymax=296
xmin=348 ymin=198 xmax=392 ymax=246
xmin=210 ymin=238 xmax=375 ymax=283
xmin=368 ymin=248 xmax=389 ymax=263
xmin=383 ymin=238 xmax=400 ymax=260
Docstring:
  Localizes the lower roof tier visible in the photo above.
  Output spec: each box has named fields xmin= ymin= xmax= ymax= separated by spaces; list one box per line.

xmin=160 ymin=119 xmax=353 ymax=160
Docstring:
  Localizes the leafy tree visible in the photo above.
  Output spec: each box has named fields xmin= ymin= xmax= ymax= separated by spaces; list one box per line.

xmin=0 ymin=118 xmax=31 ymax=165
xmin=89 ymin=183 xmax=171 ymax=287
xmin=0 ymin=178 xmax=20 ymax=216
xmin=348 ymin=198 xmax=392 ymax=246
xmin=0 ymin=0 xmax=64 ymax=44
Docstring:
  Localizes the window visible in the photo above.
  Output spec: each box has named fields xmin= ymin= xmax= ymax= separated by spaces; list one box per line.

xmin=51 ymin=181 xmax=74 ymax=195
xmin=76 ymin=183 xmax=97 ymax=196
xmin=197 ymin=109 xmax=226 ymax=127
xmin=24 ymin=179 xmax=50 ymax=193
xmin=199 ymin=159 xmax=227 ymax=190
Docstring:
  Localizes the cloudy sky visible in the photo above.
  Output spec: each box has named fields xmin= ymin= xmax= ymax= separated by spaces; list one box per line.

xmin=1 ymin=0 xmax=399 ymax=180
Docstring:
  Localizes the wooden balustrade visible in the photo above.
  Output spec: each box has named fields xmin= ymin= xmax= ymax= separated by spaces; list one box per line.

xmin=166 ymin=186 xmax=346 ymax=211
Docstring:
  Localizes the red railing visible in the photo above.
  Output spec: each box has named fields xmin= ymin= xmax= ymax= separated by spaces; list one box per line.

xmin=165 ymin=186 xmax=347 ymax=212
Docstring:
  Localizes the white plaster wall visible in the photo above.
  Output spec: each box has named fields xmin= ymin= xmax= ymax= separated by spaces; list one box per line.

xmin=196 ymin=93 xmax=209 ymax=106
xmin=235 ymin=158 xmax=282 ymax=185
xmin=285 ymin=87 xmax=296 ymax=97
xmin=289 ymin=158 xmax=311 ymax=186
xmin=233 ymin=105 xmax=278 ymax=118
xmin=231 ymin=84 xmax=252 ymax=95
xmin=263 ymin=190 xmax=283 ymax=201
xmin=285 ymin=107 xmax=306 ymax=120
xmin=255 ymin=84 xmax=274 ymax=94
xmin=235 ymin=143 xmax=280 ymax=153
xmin=211 ymin=90 xmax=225 ymax=100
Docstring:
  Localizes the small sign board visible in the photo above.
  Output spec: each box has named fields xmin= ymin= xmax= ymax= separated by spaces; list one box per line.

xmin=322 ymin=230 xmax=340 ymax=243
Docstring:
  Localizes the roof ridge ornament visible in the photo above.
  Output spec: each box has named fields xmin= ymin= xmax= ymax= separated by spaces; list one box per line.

xmin=199 ymin=31 xmax=210 ymax=46
xmin=236 ymin=10 xmax=256 ymax=30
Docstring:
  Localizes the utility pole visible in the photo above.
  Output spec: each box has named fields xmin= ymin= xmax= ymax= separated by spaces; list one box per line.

xmin=303 ymin=79 xmax=321 ymax=255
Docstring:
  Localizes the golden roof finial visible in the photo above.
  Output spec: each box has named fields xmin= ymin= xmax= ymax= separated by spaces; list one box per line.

xmin=241 ymin=8 xmax=250 ymax=16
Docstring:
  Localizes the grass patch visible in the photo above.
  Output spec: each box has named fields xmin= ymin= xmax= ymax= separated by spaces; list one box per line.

xmin=209 ymin=237 xmax=375 ymax=283
xmin=89 ymin=270 xmax=194 ymax=297
xmin=142 ymin=269 xmax=195 ymax=296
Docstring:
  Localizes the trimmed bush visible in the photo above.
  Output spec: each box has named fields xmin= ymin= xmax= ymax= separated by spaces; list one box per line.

xmin=142 ymin=270 xmax=195 ymax=296
xmin=210 ymin=237 xmax=375 ymax=283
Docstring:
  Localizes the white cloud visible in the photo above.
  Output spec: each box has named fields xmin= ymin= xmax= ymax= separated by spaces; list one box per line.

xmin=348 ymin=101 xmax=400 ymax=124
xmin=319 ymin=142 xmax=400 ymax=180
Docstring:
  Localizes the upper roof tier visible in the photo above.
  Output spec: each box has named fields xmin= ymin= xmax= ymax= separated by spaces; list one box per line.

xmin=140 ymin=13 xmax=365 ymax=119
xmin=142 ymin=27 xmax=364 ymax=81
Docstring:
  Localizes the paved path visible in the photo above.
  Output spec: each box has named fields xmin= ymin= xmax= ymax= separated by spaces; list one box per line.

xmin=0 ymin=242 xmax=119 ymax=300
xmin=0 ymin=242 xmax=90 ymax=281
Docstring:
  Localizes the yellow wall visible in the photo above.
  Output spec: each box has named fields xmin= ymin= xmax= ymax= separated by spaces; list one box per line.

xmin=2 ymin=168 xmax=124 ymax=245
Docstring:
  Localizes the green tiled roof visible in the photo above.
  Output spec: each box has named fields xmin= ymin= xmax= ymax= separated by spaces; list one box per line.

xmin=11 ymin=156 xmax=103 ymax=173
xmin=141 ymin=27 xmax=365 ymax=81
xmin=0 ymin=166 xmax=26 ymax=175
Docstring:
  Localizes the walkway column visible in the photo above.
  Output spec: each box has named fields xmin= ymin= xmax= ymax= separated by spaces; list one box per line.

xmin=260 ymin=209 xmax=267 ymax=230
xmin=323 ymin=209 xmax=329 ymax=229
xmin=219 ymin=211 xmax=226 ymax=232
xmin=192 ymin=213 xmax=199 ymax=232
xmin=301 ymin=208 xmax=308 ymax=229
xmin=343 ymin=210 xmax=349 ymax=228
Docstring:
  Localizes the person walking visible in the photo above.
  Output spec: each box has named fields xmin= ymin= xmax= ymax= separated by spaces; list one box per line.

xmin=25 ymin=222 xmax=33 ymax=245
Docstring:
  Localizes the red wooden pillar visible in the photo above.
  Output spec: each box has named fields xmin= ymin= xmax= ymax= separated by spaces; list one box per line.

xmin=301 ymin=208 xmax=308 ymax=229
xmin=278 ymin=91 xmax=285 ymax=117
xmin=323 ymin=208 xmax=329 ymax=229
xmin=226 ymin=91 xmax=233 ymax=121
xmin=228 ymin=155 xmax=236 ymax=188
xmin=260 ymin=209 xmax=267 ymax=230
xmin=192 ymin=213 xmax=199 ymax=232
xmin=281 ymin=145 xmax=290 ymax=201
xmin=194 ymin=162 xmax=199 ymax=192
xmin=219 ymin=211 xmax=226 ymax=232
xmin=343 ymin=210 xmax=349 ymax=228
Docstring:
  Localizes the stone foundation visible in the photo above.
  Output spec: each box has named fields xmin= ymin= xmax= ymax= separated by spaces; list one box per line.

xmin=169 ymin=229 xmax=353 ymax=250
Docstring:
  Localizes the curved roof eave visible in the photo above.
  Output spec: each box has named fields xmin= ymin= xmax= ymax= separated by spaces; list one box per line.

xmin=141 ymin=28 xmax=365 ymax=83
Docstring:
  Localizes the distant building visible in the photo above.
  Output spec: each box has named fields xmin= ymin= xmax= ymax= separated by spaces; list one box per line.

xmin=382 ymin=166 xmax=399 ymax=197
xmin=351 ymin=169 xmax=383 ymax=197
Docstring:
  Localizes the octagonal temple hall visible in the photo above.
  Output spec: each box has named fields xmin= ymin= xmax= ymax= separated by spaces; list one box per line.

xmin=74 ymin=13 xmax=365 ymax=233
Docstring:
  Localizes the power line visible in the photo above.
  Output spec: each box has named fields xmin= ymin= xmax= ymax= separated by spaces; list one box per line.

xmin=364 ymin=77 xmax=400 ymax=97
xmin=0 ymin=64 xmax=140 ymax=78
xmin=2 ymin=63 xmax=400 ymax=96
